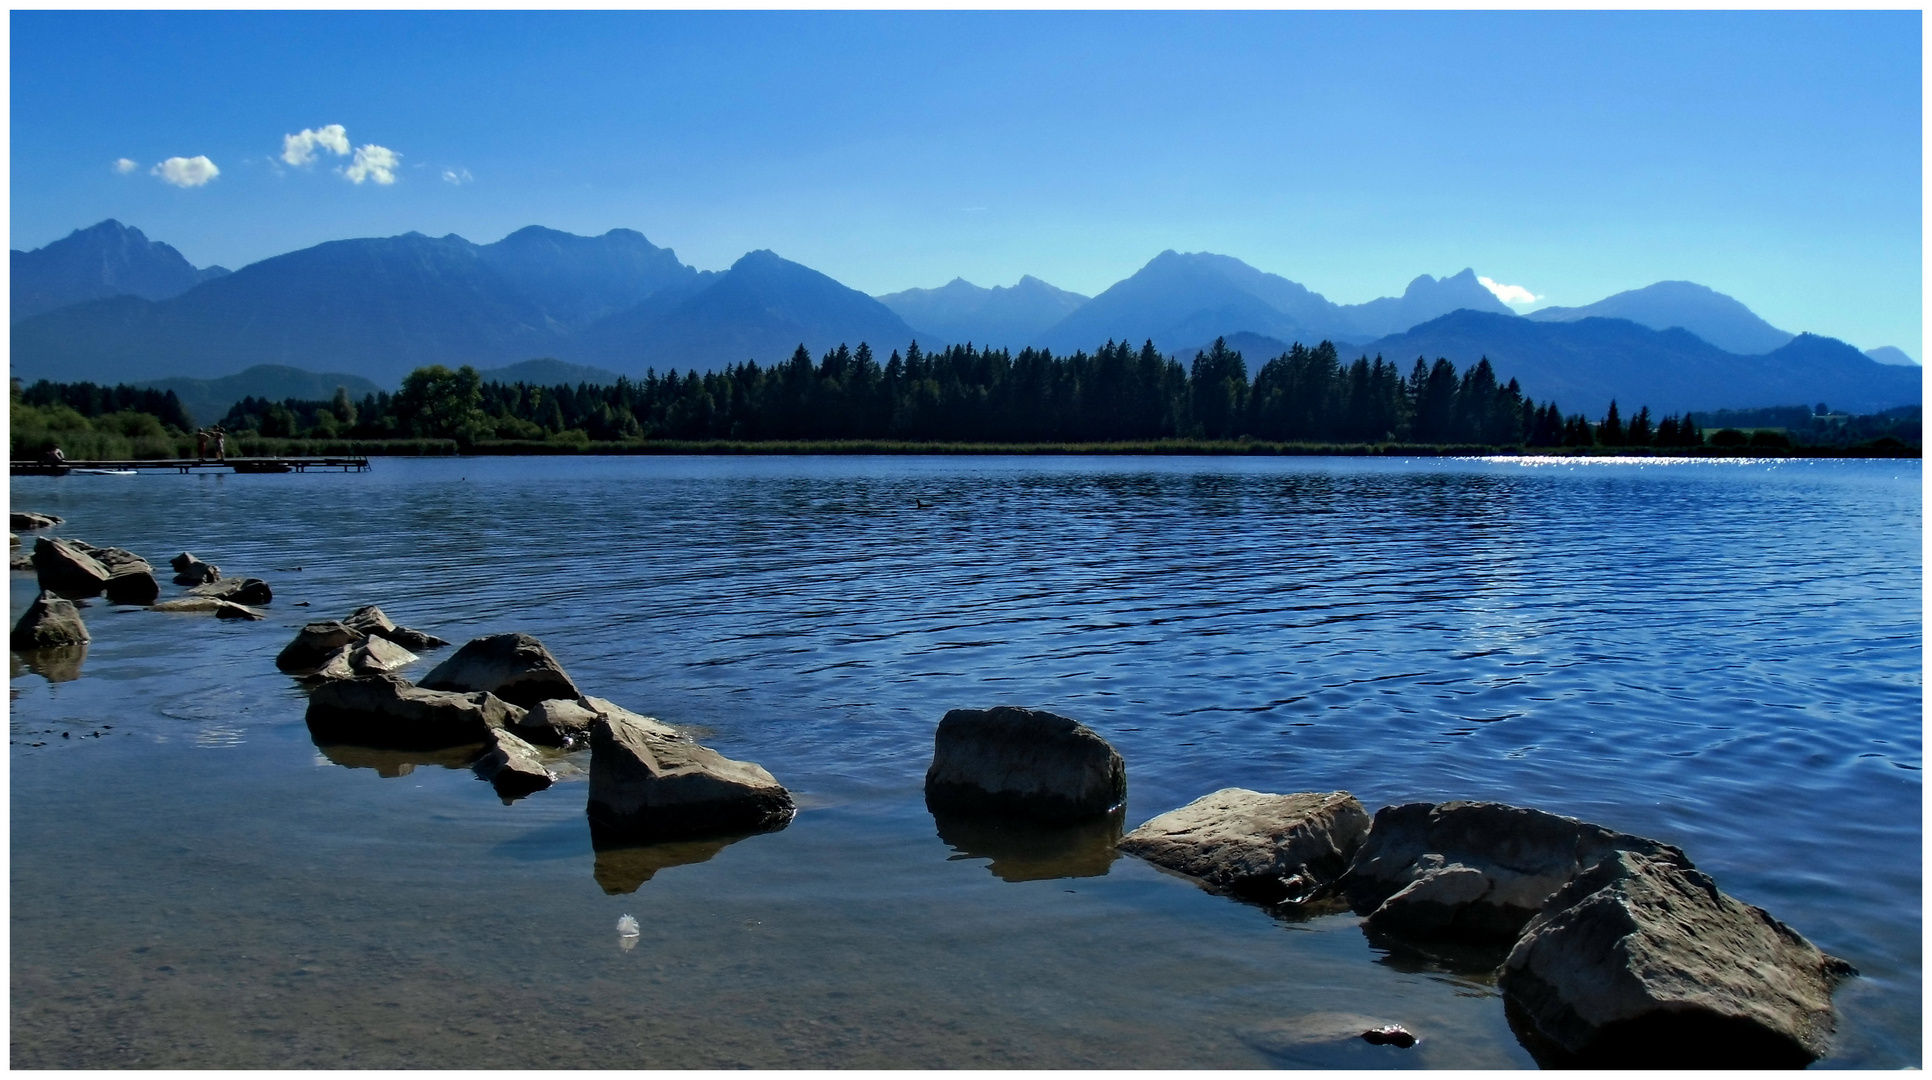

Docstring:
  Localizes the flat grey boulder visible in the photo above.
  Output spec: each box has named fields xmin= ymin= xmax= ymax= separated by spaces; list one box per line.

xmin=517 ymin=695 xmax=675 ymax=748
xmin=419 ymin=632 xmax=579 ymax=707
xmin=924 ymin=706 xmax=1126 ymax=824
xmin=276 ymin=621 xmax=365 ymax=674
xmin=587 ymin=709 xmax=794 ymax=842
xmin=1345 ymin=801 xmax=1682 ymax=943
xmin=190 ymin=577 xmax=272 ymax=605
xmin=305 ymin=673 xmax=525 ymax=750
xmin=153 ymin=597 xmax=262 ymax=619
xmin=31 ymin=537 xmax=108 ymax=595
xmin=169 ymin=552 xmax=220 ymax=585
xmin=11 ymin=550 xmax=34 ymax=571
xmin=11 ymin=512 xmax=62 ymax=531
xmin=342 ymin=604 xmax=450 ymax=650
xmin=309 ymin=635 xmax=420 ymax=681
xmin=474 ymin=726 xmax=557 ymax=801
xmin=11 ymin=590 xmax=90 ymax=649
xmin=1120 ymin=788 xmax=1370 ymax=905
xmin=1500 ymin=849 xmax=1854 ymax=1068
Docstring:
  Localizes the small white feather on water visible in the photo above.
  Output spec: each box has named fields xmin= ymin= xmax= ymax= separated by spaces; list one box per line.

xmin=616 ymin=914 xmax=640 ymax=937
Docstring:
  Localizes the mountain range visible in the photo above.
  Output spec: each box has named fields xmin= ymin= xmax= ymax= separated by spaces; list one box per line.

xmin=10 ymin=219 xmax=1920 ymax=421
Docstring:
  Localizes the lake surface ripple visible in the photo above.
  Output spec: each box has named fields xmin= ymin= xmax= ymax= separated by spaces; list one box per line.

xmin=10 ymin=455 xmax=1921 ymax=1068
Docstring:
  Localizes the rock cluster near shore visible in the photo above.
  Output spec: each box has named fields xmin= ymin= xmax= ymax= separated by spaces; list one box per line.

xmin=291 ymin=627 xmax=796 ymax=833
xmin=907 ymin=702 xmax=1853 ymax=1067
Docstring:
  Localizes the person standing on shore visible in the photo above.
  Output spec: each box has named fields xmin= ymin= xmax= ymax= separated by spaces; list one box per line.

xmin=212 ymin=426 xmax=226 ymax=462
xmin=196 ymin=428 xmax=209 ymax=460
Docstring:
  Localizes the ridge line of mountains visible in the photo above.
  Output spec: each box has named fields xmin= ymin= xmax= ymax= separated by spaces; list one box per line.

xmin=11 ymin=219 xmax=1922 ymax=420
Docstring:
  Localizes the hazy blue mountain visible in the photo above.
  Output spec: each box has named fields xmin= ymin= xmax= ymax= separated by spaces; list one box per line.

xmin=1035 ymin=252 xmax=1522 ymax=353
xmin=476 ymin=226 xmax=697 ymax=330
xmin=1039 ymin=250 xmax=1322 ymax=352
xmin=12 ymin=219 xmax=229 ymax=322
xmin=875 ymin=275 xmax=1088 ymax=348
xmin=1340 ymin=269 xmax=1515 ymax=338
xmin=574 ymin=249 xmax=921 ymax=373
xmin=1170 ymin=331 xmax=1295 ymax=362
xmin=1526 ymin=281 xmax=1795 ymax=355
xmin=1356 ymin=311 xmax=1920 ymax=416
xmin=131 ymin=364 xmax=384 ymax=429
xmin=10 ymin=231 xmax=564 ymax=385
xmin=1865 ymin=346 xmax=1920 ymax=367
xmin=475 ymin=358 xmax=625 ymax=386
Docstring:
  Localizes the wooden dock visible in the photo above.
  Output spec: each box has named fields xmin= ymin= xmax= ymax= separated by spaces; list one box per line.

xmin=11 ymin=456 xmax=371 ymax=476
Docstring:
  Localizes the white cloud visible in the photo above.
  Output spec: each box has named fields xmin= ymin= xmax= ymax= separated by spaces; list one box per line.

xmin=343 ymin=144 xmax=401 ymax=185
xmin=113 ymin=157 xmax=139 ymax=174
xmin=1479 ymin=275 xmax=1539 ymax=305
xmin=151 ymin=156 xmax=220 ymax=187
xmin=281 ymin=124 xmax=350 ymax=167
xmin=441 ymin=167 xmax=473 ymax=185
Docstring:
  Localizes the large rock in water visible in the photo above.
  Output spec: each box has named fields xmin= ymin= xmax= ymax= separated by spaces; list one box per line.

xmin=169 ymin=552 xmax=220 ymax=585
xmin=10 ymin=590 xmax=90 ymax=649
xmin=31 ymin=537 xmax=108 ymax=595
xmin=72 ymin=543 xmax=160 ymax=605
xmin=308 ymin=635 xmax=419 ymax=680
xmin=342 ymin=604 xmax=449 ymax=650
xmin=305 ymin=673 xmax=525 ymax=750
xmin=276 ymin=621 xmax=365 ymax=674
xmin=11 ymin=511 xmax=63 ymax=531
xmin=587 ymin=709 xmax=794 ymax=842
xmin=924 ymin=706 xmax=1126 ymax=824
xmin=1344 ymin=801 xmax=1682 ymax=943
xmin=419 ymin=633 xmax=579 ymax=707
xmin=1500 ymin=849 xmax=1854 ymax=1068
xmin=1120 ymin=788 xmax=1370 ymax=905
xmin=517 ymin=694 xmax=668 ymax=748
xmin=191 ymin=577 xmax=272 ymax=605
xmin=473 ymin=726 xmax=557 ymax=800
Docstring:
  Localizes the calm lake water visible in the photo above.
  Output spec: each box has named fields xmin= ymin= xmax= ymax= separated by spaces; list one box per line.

xmin=10 ymin=455 xmax=1922 ymax=1068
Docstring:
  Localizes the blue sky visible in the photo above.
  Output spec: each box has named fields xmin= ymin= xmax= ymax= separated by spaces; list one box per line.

xmin=11 ymin=10 xmax=1923 ymax=355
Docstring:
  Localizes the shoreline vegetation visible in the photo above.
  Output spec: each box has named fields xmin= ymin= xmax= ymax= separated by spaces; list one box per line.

xmin=12 ymin=337 xmax=1921 ymax=460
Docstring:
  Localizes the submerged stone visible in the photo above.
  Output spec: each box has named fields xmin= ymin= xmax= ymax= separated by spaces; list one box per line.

xmin=10 ymin=590 xmax=90 ymax=650
xmin=924 ymin=706 xmax=1126 ymax=824
xmin=474 ymin=725 xmax=556 ymax=801
xmin=1119 ymin=788 xmax=1369 ymax=906
xmin=587 ymin=709 xmax=794 ymax=842
xmin=419 ymin=632 xmax=579 ymax=707
xmin=1500 ymin=849 xmax=1853 ymax=1068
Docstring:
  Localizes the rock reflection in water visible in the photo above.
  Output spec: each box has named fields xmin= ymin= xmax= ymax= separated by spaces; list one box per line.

xmin=15 ymin=644 xmax=88 ymax=683
xmin=314 ymin=742 xmax=484 ymax=779
xmin=931 ymin=807 xmax=1124 ymax=882
xmin=590 ymin=831 xmax=740 ymax=894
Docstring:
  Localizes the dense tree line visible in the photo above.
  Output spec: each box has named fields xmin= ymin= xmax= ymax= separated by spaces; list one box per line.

xmin=219 ymin=338 xmax=1614 ymax=447
xmin=31 ymin=337 xmax=1881 ymax=458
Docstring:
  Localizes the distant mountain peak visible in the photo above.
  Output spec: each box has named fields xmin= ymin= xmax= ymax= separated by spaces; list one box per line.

xmin=12 ymin=217 xmax=227 ymax=322
xmin=1527 ymin=280 xmax=1793 ymax=355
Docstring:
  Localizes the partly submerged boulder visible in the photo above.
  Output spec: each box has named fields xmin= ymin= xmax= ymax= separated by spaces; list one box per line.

xmin=71 ymin=544 xmax=161 ymax=605
xmin=191 ymin=576 xmax=272 ymax=605
xmin=169 ymin=552 xmax=221 ymax=585
xmin=10 ymin=590 xmax=90 ymax=650
xmin=342 ymin=604 xmax=449 ymax=651
xmin=419 ymin=632 xmax=579 ymax=707
xmin=31 ymin=537 xmax=108 ymax=595
xmin=587 ymin=709 xmax=794 ymax=842
xmin=276 ymin=621 xmax=365 ymax=674
xmin=473 ymin=725 xmax=557 ymax=801
xmin=1120 ymin=788 xmax=1370 ymax=905
xmin=153 ymin=597 xmax=261 ymax=619
xmin=1500 ymin=849 xmax=1854 ymax=1068
xmin=1344 ymin=801 xmax=1682 ymax=944
xmin=309 ymin=635 xmax=420 ymax=681
xmin=924 ymin=706 xmax=1126 ymax=824
xmin=11 ymin=511 xmax=63 ymax=531
xmin=305 ymin=673 xmax=525 ymax=750
xmin=518 ymin=695 xmax=674 ymax=748
xmin=11 ymin=549 xmax=35 ymax=571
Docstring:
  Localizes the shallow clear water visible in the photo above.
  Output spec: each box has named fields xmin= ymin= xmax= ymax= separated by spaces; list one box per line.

xmin=10 ymin=455 xmax=1921 ymax=1067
